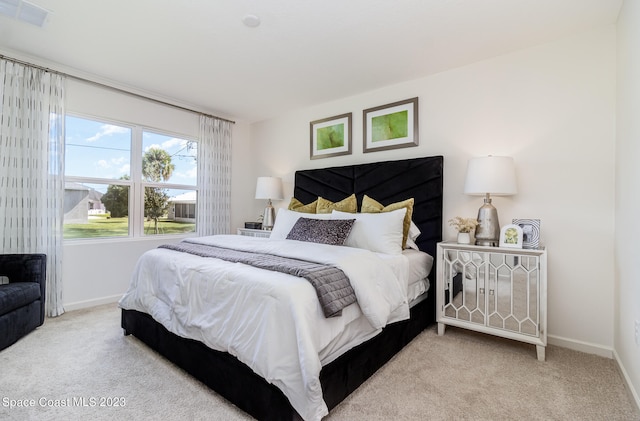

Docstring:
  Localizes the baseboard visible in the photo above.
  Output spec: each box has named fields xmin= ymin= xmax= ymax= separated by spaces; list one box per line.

xmin=547 ymin=334 xmax=613 ymax=358
xmin=62 ymin=294 xmax=122 ymax=312
xmin=613 ymin=349 xmax=640 ymax=415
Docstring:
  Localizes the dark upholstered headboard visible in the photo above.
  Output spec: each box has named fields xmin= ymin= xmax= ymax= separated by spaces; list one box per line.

xmin=293 ymin=156 xmax=443 ymax=260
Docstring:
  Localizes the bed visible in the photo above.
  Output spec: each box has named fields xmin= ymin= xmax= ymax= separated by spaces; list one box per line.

xmin=120 ymin=155 xmax=443 ymax=420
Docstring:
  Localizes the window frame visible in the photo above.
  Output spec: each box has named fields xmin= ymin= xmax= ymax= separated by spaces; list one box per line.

xmin=63 ymin=112 xmax=199 ymax=242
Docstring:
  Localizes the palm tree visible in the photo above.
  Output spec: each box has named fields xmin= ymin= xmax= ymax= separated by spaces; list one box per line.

xmin=143 ymin=148 xmax=174 ymax=182
xmin=142 ymin=148 xmax=175 ymax=234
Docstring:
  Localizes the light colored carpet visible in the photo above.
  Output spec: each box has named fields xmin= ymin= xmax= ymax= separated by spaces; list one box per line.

xmin=0 ymin=303 xmax=638 ymax=421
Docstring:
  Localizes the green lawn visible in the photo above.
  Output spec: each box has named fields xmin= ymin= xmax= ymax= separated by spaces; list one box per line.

xmin=64 ymin=216 xmax=195 ymax=239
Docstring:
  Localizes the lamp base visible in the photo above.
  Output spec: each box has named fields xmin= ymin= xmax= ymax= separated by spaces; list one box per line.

xmin=262 ymin=203 xmax=275 ymax=230
xmin=474 ymin=197 xmax=500 ymax=247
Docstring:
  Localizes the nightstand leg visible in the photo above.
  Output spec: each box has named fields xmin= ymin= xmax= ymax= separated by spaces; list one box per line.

xmin=536 ymin=345 xmax=545 ymax=362
xmin=437 ymin=323 xmax=446 ymax=336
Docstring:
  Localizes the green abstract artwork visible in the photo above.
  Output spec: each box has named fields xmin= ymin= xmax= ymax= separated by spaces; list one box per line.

xmin=371 ymin=110 xmax=408 ymax=142
xmin=316 ymin=123 xmax=345 ymax=150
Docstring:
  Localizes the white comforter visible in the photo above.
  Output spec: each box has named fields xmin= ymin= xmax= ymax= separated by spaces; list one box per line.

xmin=118 ymin=235 xmax=410 ymax=420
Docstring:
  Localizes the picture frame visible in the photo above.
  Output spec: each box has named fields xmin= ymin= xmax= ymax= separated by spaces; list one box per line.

xmin=363 ymin=97 xmax=418 ymax=153
xmin=499 ymin=224 xmax=523 ymax=249
xmin=310 ymin=113 xmax=352 ymax=160
xmin=512 ymin=218 xmax=541 ymax=249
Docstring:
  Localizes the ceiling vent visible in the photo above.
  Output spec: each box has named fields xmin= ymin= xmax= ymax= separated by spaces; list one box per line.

xmin=0 ymin=0 xmax=49 ymax=27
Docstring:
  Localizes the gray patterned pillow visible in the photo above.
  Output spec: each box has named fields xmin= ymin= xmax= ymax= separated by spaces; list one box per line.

xmin=286 ymin=218 xmax=355 ymax=246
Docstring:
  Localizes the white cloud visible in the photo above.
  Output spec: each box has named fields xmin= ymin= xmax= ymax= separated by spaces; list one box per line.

xmin=145 ymin=143 xmax=161 ymax=152
xmin=162 ymin=138 xmax=185 ymax=150
xmin=95 ymin=157 xmax=129 ymax=175
xmin=87 ymin=124 xmax=129 ymax=142
xmin=144 ymin=138 xmax=192 ymax=154
xmin=170 ymin=167 xmax=197 ymax=184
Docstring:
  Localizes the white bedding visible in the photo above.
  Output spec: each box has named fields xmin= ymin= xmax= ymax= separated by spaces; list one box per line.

xmin=118 ymin=235 xmax=412 ymax=421
xmin=404 ymin=248 xmax=433 ymax=285
xmin=404 ymin=248 xmax=433 ymax=302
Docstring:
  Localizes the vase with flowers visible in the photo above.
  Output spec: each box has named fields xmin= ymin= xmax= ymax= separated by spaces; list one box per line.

xmin=448 ymin=216 xmax=479 ymax=244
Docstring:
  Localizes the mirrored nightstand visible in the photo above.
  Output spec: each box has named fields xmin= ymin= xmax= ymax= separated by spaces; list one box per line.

xmin=436 ymin=242 xmax=547 ymax=361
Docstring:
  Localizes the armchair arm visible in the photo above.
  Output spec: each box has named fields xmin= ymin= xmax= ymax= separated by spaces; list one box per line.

xmin=0 ymin=254 xmax=47 ymax=323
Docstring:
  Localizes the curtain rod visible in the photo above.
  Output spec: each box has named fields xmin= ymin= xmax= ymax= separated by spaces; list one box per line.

xmin=0 ymin=54 xmax=236 ymax=125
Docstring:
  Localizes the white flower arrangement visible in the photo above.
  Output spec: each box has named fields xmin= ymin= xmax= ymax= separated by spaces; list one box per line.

xmin=448 ymin=216 xmax=479 ymax=233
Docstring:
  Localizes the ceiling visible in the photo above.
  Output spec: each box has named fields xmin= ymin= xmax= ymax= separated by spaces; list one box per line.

xmin=0 ymin=0 xmax=622 ymax=123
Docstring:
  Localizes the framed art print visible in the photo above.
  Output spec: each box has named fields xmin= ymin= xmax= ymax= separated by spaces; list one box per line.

xmin=363 ymin=97 xmax=418 ymax=153
xmin=310 ymin=113 xmax=352 ymax=160
xmin=512 ymin=218 xmax=541 ymax=249
xmin=499 ymin=224 xmax=523 ymax=249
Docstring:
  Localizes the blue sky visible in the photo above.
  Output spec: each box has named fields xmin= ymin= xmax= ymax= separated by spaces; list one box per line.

xmin=65 ymin=115 xmax=197 ymax=194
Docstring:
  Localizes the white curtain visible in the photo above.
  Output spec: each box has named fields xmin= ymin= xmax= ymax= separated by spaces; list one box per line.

xmin=0 ymin=59 xmax=66 ymax=317
xmin=197 ymin=115 xmax=232 ymax=236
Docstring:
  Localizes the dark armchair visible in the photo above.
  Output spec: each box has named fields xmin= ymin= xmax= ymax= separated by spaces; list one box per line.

xmin=0 ymin=254 xmax=47 ymax=351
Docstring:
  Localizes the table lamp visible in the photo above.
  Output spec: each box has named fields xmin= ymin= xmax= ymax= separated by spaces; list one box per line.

xmin=464 ymin=156 xmax=517 ymax=246
xmin=255 ymin=176 xmax=283 ymax=230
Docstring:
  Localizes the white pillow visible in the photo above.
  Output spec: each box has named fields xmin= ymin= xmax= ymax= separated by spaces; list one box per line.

xmin=408 ymin=221 xmax=421 ymax=241
xmin=332 ymin=208 xmax=407 ymax=255
xmin=405 ymin=221 xmax=421 ymax=250
xmin=270 ymin=208 xmax=331 ymax=240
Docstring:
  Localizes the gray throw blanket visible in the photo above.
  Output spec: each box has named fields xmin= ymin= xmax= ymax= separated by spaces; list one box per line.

xmin=159 ymin=242 xmax=356 ymax=318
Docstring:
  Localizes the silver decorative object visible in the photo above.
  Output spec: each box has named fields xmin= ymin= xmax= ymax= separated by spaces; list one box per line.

xmin=262 ymin=199 xmax=276 ymax=231
xmin=255 ymin=177 xmax=283 ymax=230
xmin=474 ymin=194 xmax=500 ymax=246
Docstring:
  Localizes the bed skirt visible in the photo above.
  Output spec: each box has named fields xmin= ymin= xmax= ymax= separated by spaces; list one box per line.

xmin=121 ymin=292 xmax=434 ymax=420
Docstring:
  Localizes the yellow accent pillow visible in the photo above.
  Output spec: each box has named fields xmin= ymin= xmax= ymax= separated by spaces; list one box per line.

xmin=317 ymin=194 xmax=357 ymax=214
xmin=288 ymin=198 xmax=318 ymax=213
xmin=361 ymin=195 xmax=414 ymax=248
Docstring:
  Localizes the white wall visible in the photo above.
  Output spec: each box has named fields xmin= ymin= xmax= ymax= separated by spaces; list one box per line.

xmin=62 ymin=79 xmax=252 ymax=309
xmin=247 ymin=26 xmax=617 ymax=352
xmin=615 ymin=0 xmax=640 ymax=408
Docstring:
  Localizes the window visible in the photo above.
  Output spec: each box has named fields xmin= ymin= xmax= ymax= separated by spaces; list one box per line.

xmin=63 ymin=115 xmax=197 ymax=239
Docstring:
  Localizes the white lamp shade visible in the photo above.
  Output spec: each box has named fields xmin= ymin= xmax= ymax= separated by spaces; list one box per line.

xmin=464 ymin=156 xmax=517 ymax=196
xmin=255 ymin=177 xmax=284 ymax=200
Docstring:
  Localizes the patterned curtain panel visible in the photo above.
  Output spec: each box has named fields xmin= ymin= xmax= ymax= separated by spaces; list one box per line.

xmin=197 ymin=115 xmax=232 ymax=236
xmin=0 ymin=59 xmax=66 ymax=317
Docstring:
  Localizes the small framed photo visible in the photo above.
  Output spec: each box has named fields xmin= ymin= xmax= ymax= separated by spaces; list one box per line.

xmin=499 ymin=224 xmax=523 ymax=249
xmin=310 ymin=112 xmax=352 ymax=160
xmin=512 ymin=218 xmax=541 ymax=249
xmin=363 ymin=97 xmax=418 ymax=153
